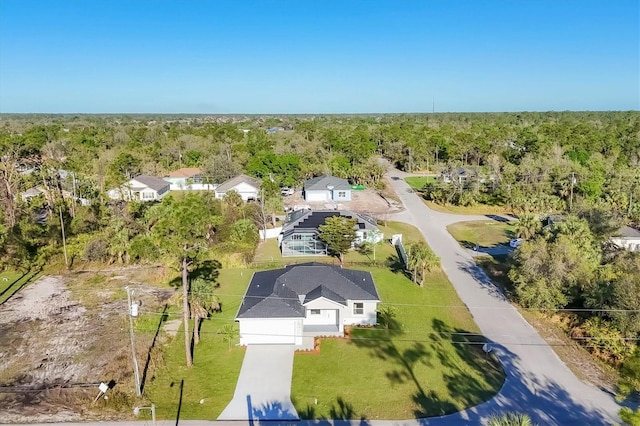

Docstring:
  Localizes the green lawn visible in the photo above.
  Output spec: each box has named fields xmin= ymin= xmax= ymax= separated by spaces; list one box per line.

xmin=404 ymin=176 xmax=436 ymax=190
xmin=142 ymin=268 xmax=252 ymax=419
xmin=424 ymin=201 xmax=513 ymax=216
xmin=446 ymin=221 xmax=515 ymax=249
xmin=0 ymin=270 xmax=38 ymax=305
xmin=291 ymin=267 xmax=504 ymax=419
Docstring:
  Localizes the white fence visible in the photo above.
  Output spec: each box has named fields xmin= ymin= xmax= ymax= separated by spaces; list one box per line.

xmin=392 ymin=234 xmax=408 ymax=266
xmin=169 ymin=183 xmax=217 ymax=191
xmin=259 ymin=226 xmax=283 ymax=240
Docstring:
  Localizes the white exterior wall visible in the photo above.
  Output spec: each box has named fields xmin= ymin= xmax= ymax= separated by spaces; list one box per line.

xmin=304 ymin=190 xmax=329 ymax=202
xmin=216 ymin=182 xmax=259 ymax=201
xmin=611 ymin=237 xmax=640 ymax=252
xmin=238 ymin=318 xmax=303 ymax=345
xmin=305 ymin=309 xmax=338 ymax=326
xmin=259 ymin=226 xmax=283 ymax=240
xmin=303 ymin=298 xmax=343 ymax=329
xmin=342 ymin=301 xmax=378 ymax=326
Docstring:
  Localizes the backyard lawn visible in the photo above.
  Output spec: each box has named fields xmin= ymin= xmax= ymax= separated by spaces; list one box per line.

xmin=291 ymin=267 xmax=504 ymax=419
xmin=446 ymin=220 xmax=515 ymax=249
xmin=253 ymin=221 xmax=424 ymax=267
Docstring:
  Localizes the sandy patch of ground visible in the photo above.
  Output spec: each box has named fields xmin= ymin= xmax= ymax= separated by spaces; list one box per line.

xmin=0 ymin=270 xmax=174 ymax=423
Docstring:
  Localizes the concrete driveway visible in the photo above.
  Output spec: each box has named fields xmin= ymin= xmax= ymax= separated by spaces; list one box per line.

xmin=217 ymin=344 xmax=298 ymax=421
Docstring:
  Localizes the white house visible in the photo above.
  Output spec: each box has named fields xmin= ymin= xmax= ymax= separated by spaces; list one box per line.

xmin=611 ymin=226 xmax=640 ymax=252
xmin=20 ymin=187 xmax=45 ymax=202
xmin=303 ymin=175 xmax=352 ymax=202
xmin=215 ymin=174 xmax=260 ymax=201
xmin=107 ymin=175 xmax=170 ymax=202
xmin=164 ymin=167 xmax=216 ymax=191
xmin=235 ymin=263 xmax=380 ymax=346
xmin=279 ymin=209 xmax=383 ymax=257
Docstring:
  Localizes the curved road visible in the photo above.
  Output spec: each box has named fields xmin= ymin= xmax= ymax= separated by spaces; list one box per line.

xmin=385 ymin=167 xmax=622 ymax=425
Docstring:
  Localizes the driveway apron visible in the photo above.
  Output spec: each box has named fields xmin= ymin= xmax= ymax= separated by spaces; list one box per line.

xmin=218 ymin=344 xmax=298 ymax=421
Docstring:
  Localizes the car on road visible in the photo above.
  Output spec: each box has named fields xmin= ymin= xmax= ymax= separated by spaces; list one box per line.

xmin=509 ymin=238 xmax=523 ymax=248
xmin=280 ymin=187 xmax=294 ymax=196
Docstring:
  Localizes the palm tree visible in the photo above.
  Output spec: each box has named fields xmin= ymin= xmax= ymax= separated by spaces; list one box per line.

xmin=515 ymin=213 xmax=541 ymax=240
xmin=407 ymin=242 xmax=440 ymax=286
xmin=486 ymin=412 xmax=535 ymax=426
xmin=189 ymin=277 xmax=221 ymax=345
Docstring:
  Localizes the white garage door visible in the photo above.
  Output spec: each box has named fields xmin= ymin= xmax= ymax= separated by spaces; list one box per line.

xmin=239 ymin=319 xmax=302 ymax=345
xmin=305 ymin=190 xmax=328 ymax=202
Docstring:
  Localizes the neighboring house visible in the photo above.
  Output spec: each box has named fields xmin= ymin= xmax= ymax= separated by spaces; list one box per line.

xmin=303 ymin=175 xmax=351 ymax=202
xmin=107 ymin=175 xmax=170 ymax=202
xmin=236 ymin=263 xmax=380 ymax=345
xmin=279 ymin=209 xmax=383 ymax=257
xmin=610 ymin=226 xmax=640 ymax=252
xmin=164 ymin=167 xmax=216 ymax=191
xmin=20 ymin=187 xmax=45 ymax=202
xmin=215 ymin=174 xmax=260 ymax=201
xmin=440 ymin=167 xmax=486 ymax=184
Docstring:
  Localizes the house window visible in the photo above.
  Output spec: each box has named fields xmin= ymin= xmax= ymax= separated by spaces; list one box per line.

xmin=142 ymin=192 xmax=154 ymax=199
xmin=310 ymin=309 xmax=321 ymax=315
xmin=338 ymin=191 xmax=346 ymax=198
xmin=353 ymin=303 xmax=364 ymax=315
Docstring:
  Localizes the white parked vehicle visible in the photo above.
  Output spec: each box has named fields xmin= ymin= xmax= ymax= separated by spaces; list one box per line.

xmin=281 ymin=187 xmax=294 ymax=196
xmin=509 ymin=238 xmax=523 ymax=248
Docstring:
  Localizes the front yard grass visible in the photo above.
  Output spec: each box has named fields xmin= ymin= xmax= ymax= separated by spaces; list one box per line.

xmin=291 ymin=267 xmax=504 ymax=419
xmin=404 ymin=176 xmax=436 ymax=190
xmin=0 ymin=270 xmax=39 ymax=305
xmin=142 ymin=268 xmax=252 ymax=419
xmin=446 ymin=220 xmax=515 ymax=249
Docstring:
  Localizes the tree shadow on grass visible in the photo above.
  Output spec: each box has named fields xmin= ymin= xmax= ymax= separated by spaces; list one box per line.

xmin=0 ymin=269 xmax=40 ymax=306
xmin=350 ymin=310 xmax=459 ymax=418
xmin=140 ymin=304 xmax=168 ymax=393
xmin=414 ymin=319 xmax=624 ymax=424
xmin=385 ymin=253 xmax=412 ymax=282
xmin=429 ymin=318 xmax=505 ymax=409
xmin=296 ymin=396 xmax=370 ymax=425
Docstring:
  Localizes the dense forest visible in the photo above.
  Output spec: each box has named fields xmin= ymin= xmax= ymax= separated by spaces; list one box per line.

xmin=1 ymin=111 xmax=640 ymax=383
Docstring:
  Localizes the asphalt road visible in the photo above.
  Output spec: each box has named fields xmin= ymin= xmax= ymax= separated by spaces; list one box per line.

xmin=385 ymin=167 xmax=622 ymax=425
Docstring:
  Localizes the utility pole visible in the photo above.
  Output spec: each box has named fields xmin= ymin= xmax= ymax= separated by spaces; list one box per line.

xmin=126 ymin=286 xmax=142 ymax=397
xmin=58 ymin=206 xmax=68 ymax=267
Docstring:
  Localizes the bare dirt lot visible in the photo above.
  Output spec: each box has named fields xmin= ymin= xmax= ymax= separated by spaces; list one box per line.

xmin=283 ymin=186 xmax=403 ymax=217
xmin=0 ymin=268 xmax=173 ymax=423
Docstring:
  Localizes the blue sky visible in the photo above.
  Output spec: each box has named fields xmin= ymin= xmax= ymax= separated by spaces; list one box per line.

xmin=0 ymin=1 xmax=638 ymax=113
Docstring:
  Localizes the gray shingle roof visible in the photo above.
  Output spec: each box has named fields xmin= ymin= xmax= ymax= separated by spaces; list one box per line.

xmin=133 ymin=175 xmax=170 ymax=192
xmin=616 ymin=226 xmax=640 ymax=238
xmin=216 ymin=174 xmax=260 ymax=192
xmin=281 ymin=209 xmax=378 ymax=237
xmin=236 ymin=263 xmax=379 ymax=319
xmin=304 ymin=175 xmax=351 ymax=191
